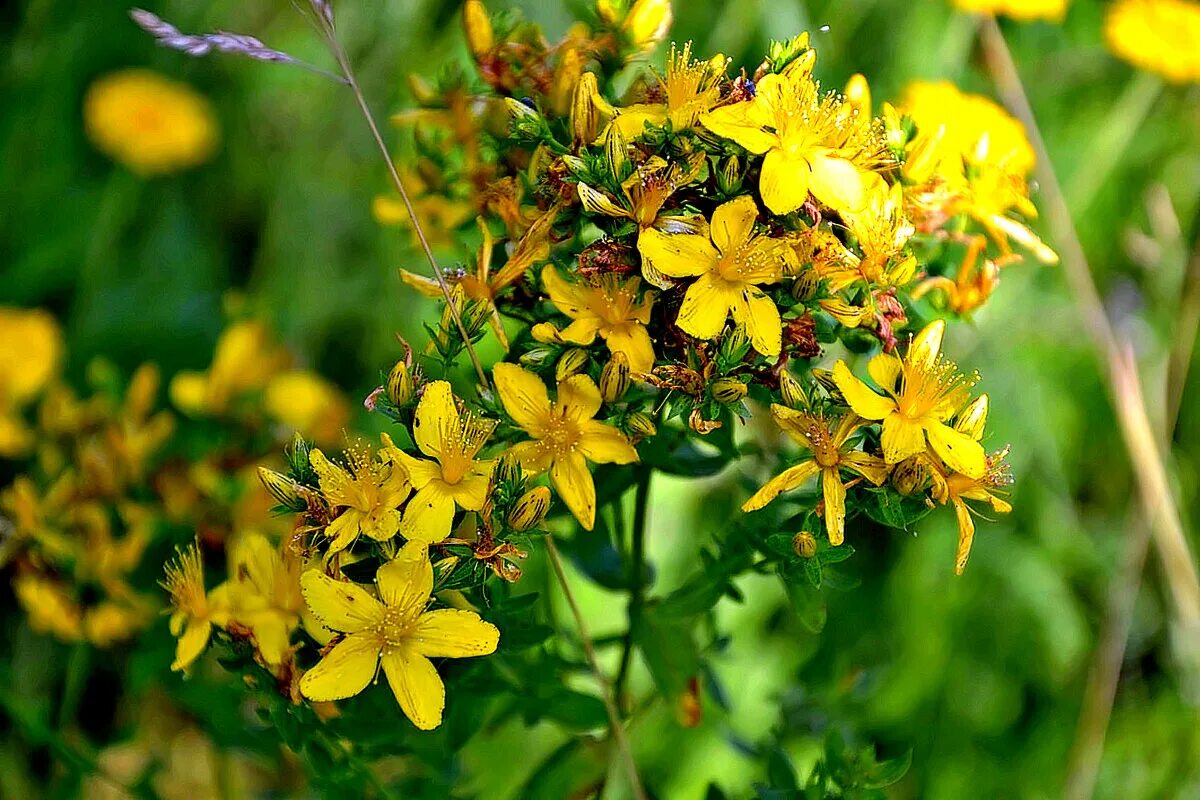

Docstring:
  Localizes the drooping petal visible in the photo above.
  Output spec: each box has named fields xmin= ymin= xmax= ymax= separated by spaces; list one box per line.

xmin=381 ymin=642 xmax=445 ymax=731
xmin=324 ymin=510 xmax=362 ymax=555
xmin=398 ymin=270 xmax=446 ymax=299
xmin=952 ymin=498 xmax=976 ymax=576
xmin=821 ymin=468 xmax=848 ymax=546
xmin=558 ymin=374 xmax=603 ymax=423
xmin=604 ymin=323 xmax=656 ymax=374
xmin=550 ymin=452 xmax=598 ymax=530
xmin=832 ymin=361 xmax=895 ymax=421
xmin=246 ymin=611 xmax=293 ymax=666
xmin=881 ymin=415 xmax=927 ymax=463
xmin=729 ymin=284 xmax=782 ymax=356
xmin=710 ymin=195 xmax=759 ymax=254
xmin=299 ymin=632 xmax=380 ymax=702
xmin=677 ymin=273 xmax=735 ymax=340
xmin=171 ymin=619 xmax=212 ymax=672
xmin=807 ymin=150 xmax=867 ymax=214
xmin=741 ymin=460 xmax=820 ymax=512
xmin=412 ymin=609 xmax=500 ymax=658
xmin=375 ymin=541 xmax=433 ymax=615
xmin=867 ymin=353 xmax=902 ymax=394
xmin=400 ymin=483 xmax=456 ymax=545
xmin=636 ymin=228 xmax=718 ymax=279
xmin=841 ymin=451 xmax=891 ymax=485
xmin=699 ymin=104 xmax=777 ymax=154
xmin=759 ymin=149 xmax=811 ymax=215
xmin=493 ymin=363 xmax=552 ymax=433
xmin=578 ymin=421 xmax=639 ymax=465
xmin=925 ymin=422 xmax=987 ymax=479
xmin=300 ymin=570 xmax=384 ymax=633
xmin=412 ymin=381 xmax=459 ymax=459
xmin=770 ymin=405 xmax=816 ymax=449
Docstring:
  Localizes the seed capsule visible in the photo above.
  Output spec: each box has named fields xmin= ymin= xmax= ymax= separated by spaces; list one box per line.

xmin=520 ymin=346 xmax=556 ymax=368
xmin=891 ymin=456 xmax=929 ymax=496
xmin=792 ymin=532 xmax=818 ymax=559
xmin=257 ymin=466 xmax=306 ymax=511
xmin=600 ymin=352 xmax=632 ymax=402
xmin=556 ymin=348 xmax=590 ymax=381
xmin=508 ymin=486 xmax=552 ymax=531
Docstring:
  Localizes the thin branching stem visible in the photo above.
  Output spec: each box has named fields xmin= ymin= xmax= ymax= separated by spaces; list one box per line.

xmin=615 ymin=467 xmax=652 ymax=706
xmin=544 ymin=536 xmax=647 ymax=800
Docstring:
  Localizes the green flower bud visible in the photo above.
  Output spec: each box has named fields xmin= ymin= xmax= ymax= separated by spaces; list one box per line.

xmin=600 ymin=351 xmax=631 ymax=402
xmin=387 ymin=360 xmax=414 ymax=407
xmin=778 ymin=371 xmax=808 ymax=410
xmin=556 ymin=348 xmax=590 ymax=381
xmin=624 ymin=411 xmax=657 ymax=439
xmin=508 ymin=486 xmax=552 ymax=531
xmin=792 ymin=532 xmax=817 ymax=559
xmin=711 ymin=377 xmax=748 ymax=404
xmin=257 ymin=466 xmax=306 ymax=512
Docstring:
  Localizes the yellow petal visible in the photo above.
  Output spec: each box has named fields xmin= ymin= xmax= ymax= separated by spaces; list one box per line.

xmin=299 ymin=632 xmax=380 ymax=702
xmin=508 ymin=441 xmax=554 ymax=474
xmin=832 ymin=361 xmax=895 ymax=421
xmin=700 ymin=104 xmax=777 ymax=154
xmin=710 ymin=195 xmax=759 ymax=253
xmin=807 ymin=151 xmax=867 ymax=214
xmin=413 ymin=609 xmax=500 ymax=658
xmin=636 ymin=228 xmax=718 ymax=279
xmin=360 ymin=507 xmax=402 ymax=542
xmin=398 ymin=270 xmax=445 ymax=298
xmin=867 ymin=353 xmax=902 ymax=392
xmin=578 ymin=420 xmax=639 ymax=465
xmin=550 ymin=452 xmax=597 ymax=530
xmin=841 ymin=451 xmax=890 ymax=486
xmin=447 ymin=471 xmax=492 ymax=511
xmin=542 ymin=265 xmax=588 ymax=319
xmin=392 ymin=451 xmax=442 ymax=490
xmin=604 ymin=323 xmax=655 ymax=374
xmin=400 ymin=483 xmax=457 ymax=545
xmin=881 ymin=415 xmax=926 ymax=463
xmin=822 ymin=468 xmax=848 ymax=546
xmin=246 ymin=612 xmax=293 ymax=666
xmin=925 ymin=422 xmax=987 ymax=479
xmin=729 ymin=284 xmax=782 ymax=357
xmin=493 ymin=363 xmax=552 ymax=433
xmin=325 ymin=510 xmax=363 ymax=554
xmin=759 ymin=148 xmax=811 ymax=215
xmin=559 ymin=317 xmax=602 ymax=345
xmin=376 ymin=541 xmax=433 ymax=614
xmin=954 ymin=394 xmax=990 ymax=441
xmin=952 ymin=498 xmax=976 ymax=576
xmin=168 ymin=372 xmax=208 ymax=416
xmin=381 ymin=642 xmax=445 ymax=730
xmin=301 ymin=570 xmax=384 ymax=633
xmin=558 ymin=374 xmax=602 ymax=422
xmin=677 ymin=273 xmax=735 ymax=340
xmin=577 ymin=182 xmax=630 ymax=218
xmin=741 ymin=460 xmax=820 ymax=512
xmin=909 ymin=320 xmax=945 ymax=373
xmin=171 ymin=619 xmax=211 ymax=672
xmin=413 ymin=381 xmax=459 ymax=459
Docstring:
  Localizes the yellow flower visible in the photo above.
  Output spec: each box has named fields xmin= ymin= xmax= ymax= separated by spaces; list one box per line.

xmin=598 ymin=0 xmax=673 ymax=53
xmin=162 ymin=542 xmax=228 ymax=672
xmin=1105 ymin=0 xmax=1200 ymax=83
xmin=373 ymin=174 xmax=474 ymax=250
xmin=219 ymin=532 xmax=305 ymax=666
xmin=13 ymin=575 xmax=84 ymax=642
xmin=577 ymin=154 xmax=705 ymax=233
xmin=388 ymin=382 xmax=496 ymax=545
xmin=310 ymin=439 xmax=412 ymax=555
xmin=493 ymin=363 xmax=638 ymax=530
xmin=701 ymin=59 xmax=881 ymax=215
xmin=601 ymin=43 xmax=725 ymax=140
xmin=0 ymin=307 xmax=63 ymax=457
xmin=299 ymin=541 xmax=499 ymax=730
xmin=84 ymin=69 xmax=218 ymax=175
xmin=170 ymin=321 xmax=291 ymax=418
xmin=535 ymin=266 xmax=656 ymax=374
xmin=928 ymin=395 xmax=1013 ymax=574
xmin=832 ymin=320 xmax=987 ymax=478
xmin=637 ymin=196 xmax=791 ymax=356
xmin=263 ymin=370 xmax=350 ymax=447
xmin=951 ymin=0 xmax=1067 ymax=21
xmin=742 ymin=406 xmax=888 ymax=545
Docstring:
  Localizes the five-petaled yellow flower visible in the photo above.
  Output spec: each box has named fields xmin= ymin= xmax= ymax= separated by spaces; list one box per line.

xmin=389 ymin=381 xmax=496 ymax=545
xmin=742 ymin=406 xmax=889 ymax=544
xmin=162 ymin=541 xmax=228 ymax=672
xmin=536 ymin=265 xmax=656 ymax=374
xmin=701 ymin=60 xmax=869 ymax=216
xmin=638 ymin=195 xmax=791 ymax=356
xmin=219 ymin=532 xmax=304 ymax=666
xmin=493 ymin=363 xmax=638 ymax=530
xmin=1104 ymin=0 xmax=1200 ymax=84
xmin=832 ymin=320 xmax=987 ymax=478
xmin=299 ymin=541 xmax=499 ymax=730
xmin=310 ymin=439 xmax=412 ymax=555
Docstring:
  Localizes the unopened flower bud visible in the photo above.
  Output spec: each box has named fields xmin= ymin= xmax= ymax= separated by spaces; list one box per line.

xmin=625 ymin=411 xmax=657 ymax=439
xmin=462 ymin=0 xmax=494 ymax=58
xmin=520 ymin=346 xmax=556 ymax=368
xmin=622 ymin=0 xmax=672 ymax=53
xmin=387 ymin=360 xmax=414 ymax=407
xmin=843 ymin=73 xmax=871 ymax=118
xmin=791 ymin=268 xmax=821 ymax=301
xmin=716 ymin=155 xmax=742 ymax=195
xmin=571 ymin=72 xmax=603 ymax=145
xmin=711 ymin=377 xmax=748 ymax=404
xmin=508 ymin=486 xmax=552 ymax=531
xmin=810 ymin=368 xmax=842 ymax=401
xmin=504 ymin=97 xmax=540 ymax=121
xmin=792 ymin=532 xmax=817 ymax=559
xmin=723 ymin=324 xmax=750 ymax=359
xmin=891 ymin=456 xmax=928 ymax=496
xmin=954 ymin=394 xmax=989 ymax=441
xmin=600 ymin=351 xmax=631 ymax=402
xmin=778 ymin=371 xmax=808 ymax=409
xmin=556 ymin=348 xmax=590 ymax=381
xmin=257 ymin=466 xmax=306 ymax=512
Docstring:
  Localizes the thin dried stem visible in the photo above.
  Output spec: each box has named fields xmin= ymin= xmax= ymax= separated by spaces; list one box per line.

xmin=544 ymin=537 xmax=647 ymax=800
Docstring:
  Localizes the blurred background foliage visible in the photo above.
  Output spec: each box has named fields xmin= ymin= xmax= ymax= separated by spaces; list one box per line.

xmin=2 ymin=0 xmax=1199 ymax=798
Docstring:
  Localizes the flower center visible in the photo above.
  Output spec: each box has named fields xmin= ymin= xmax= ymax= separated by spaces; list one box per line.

xmin=541 ymin=414 xmax=582 ymax=458
xmin=375 ymin=606 xmax=415 ymax=648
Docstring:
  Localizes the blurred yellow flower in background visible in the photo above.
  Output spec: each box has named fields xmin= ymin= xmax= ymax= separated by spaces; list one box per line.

xmin=84 ymin=69 xmax=218 ymax=175
xmin=0 ymin=307 xmax=63 ymax=458
xmin=1105 ymin=0 xmax=1200 ymax=83
xmin=170 ymin=320 xmax=291 ymax=417
xmin=951 ymin=0 xmax=1067 ymax=21
xmin=263 ymin=370 xmax=350 ymax=446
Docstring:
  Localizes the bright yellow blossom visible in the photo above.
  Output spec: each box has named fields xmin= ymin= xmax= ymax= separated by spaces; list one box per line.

xmin=219 ymin=532 xmax=305 ymax=665
xmin=832 ymin=321 xmax=987 ymax=478
xmin=299 ymin=541 xmax=499 ymax=730
xmin=263 ymin=370 xmax=350 ymax=447
xmin=0 ymin=307 xmax=63 ymax=457
xmin=84 ymin=69 xmax=218 ymax=175
xmin=14 ymin=574 xmax=84 ymax=641
xmin=742 ymin=407 xmax=888 ymax=544
xmin=535 ymin=266 xmax=656 ymax=374
xmin=951 ymin=0 xmax=1067 ymax=22
xmin=701 ymin=58 xmax=879 ymax=215
xmin=170 ymin=321 xmax=292 ymax=418
xmin=310 ymin=439 xmax=412 ymax=555
xmin=162 ymin=542 xmax=229 ymax=672
xmin=493 ymin=363 xmax=638 ymax=530
xmin=600 ymin=43 xmax=725 ymax=140
xmin=577 ymin=154 xmax=705 ymax=234
xmin=637 ymin=196 xmax=792 ymax=356
xmin=1105 ymin=0 xmax=1200 ymax=83
xmin=597 ymin=0 xmax=673 ymax=53
xmin=389 ymin=382 xmax=496 ymax=545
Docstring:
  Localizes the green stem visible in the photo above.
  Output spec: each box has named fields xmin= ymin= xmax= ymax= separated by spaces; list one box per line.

xmin=57 ymin=642 xmax=90 ymax=729
xmin=614 ymin=467 xmax=652 ymax=707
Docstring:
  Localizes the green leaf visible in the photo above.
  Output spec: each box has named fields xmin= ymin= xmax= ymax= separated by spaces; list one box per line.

xmin=862 ymin=488 xmax=934 ymax=531
xmin=820 ymin=543 xmax=855 ymax=564
xmin=788 ymin=581 xmax=827 ymax=633
xmin=634 ymin=603 xmax=701 ymax=700
xmin=803 ymin=556 xmax=823 ymax=589
xmin=766 ymin=745 xmax=799 ymax=791
xmin=861 ymin=749 xmax=913 ymax=789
